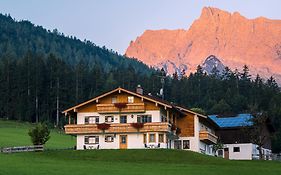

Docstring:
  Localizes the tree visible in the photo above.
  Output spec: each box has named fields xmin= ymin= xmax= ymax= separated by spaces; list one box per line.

xmin=210 ymin=99 xmax=231 ymax=114
xmin=190 ymin=107 xmax=206 ymax=115
xmin=28 ymin=123 xmax=50 ymax=145
xmin=244 ymin=112 xmax=270 ymax=160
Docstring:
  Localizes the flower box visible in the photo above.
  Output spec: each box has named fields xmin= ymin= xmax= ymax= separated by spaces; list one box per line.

xmin=114 ymin=103 xmax=127 ymax=109
xmin=131 ymin=123 xmax=144 ymax=130
xmin=97 ymin=123 xmax=110 ymax=130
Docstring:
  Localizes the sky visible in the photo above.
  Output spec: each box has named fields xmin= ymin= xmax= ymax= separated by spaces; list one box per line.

xmin=1 ymin=0 xmax=281 ymax=54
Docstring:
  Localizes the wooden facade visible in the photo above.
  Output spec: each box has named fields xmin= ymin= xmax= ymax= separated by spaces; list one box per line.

xmin=65 ymin=122 xmax=171 ymax=134
xmin=177 ymin=113 xmax=195 ymax=137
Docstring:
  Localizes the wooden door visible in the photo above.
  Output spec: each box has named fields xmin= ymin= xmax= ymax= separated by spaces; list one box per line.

xmin=224 ymin=148 xmax=229 ymax=159
xmin=119 ymin=135 xmax=127 ymax=149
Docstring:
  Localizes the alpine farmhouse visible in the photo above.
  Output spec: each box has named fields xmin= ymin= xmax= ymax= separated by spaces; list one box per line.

xmin=62 ymin=86 xmax=218 ymax=155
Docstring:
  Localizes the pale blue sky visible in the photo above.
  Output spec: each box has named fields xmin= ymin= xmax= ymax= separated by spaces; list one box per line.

xmin=1 ymin=0 xmax=281 ymax=54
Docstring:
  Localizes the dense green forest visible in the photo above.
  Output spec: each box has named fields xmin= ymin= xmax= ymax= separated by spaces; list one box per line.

xmin=0 ymin=13 xmax=280 ymax=152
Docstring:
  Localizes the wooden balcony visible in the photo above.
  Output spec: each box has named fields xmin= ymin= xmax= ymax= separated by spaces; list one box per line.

xmin=96 ymin=103 xmax=145 ymax=113
xmin=199 ymin=130 xmax=218 ymax=144
xmin=64 ymin=122 xmax=170 ymax=134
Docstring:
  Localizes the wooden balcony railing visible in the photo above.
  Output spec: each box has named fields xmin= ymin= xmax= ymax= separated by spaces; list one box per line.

xmin=64 ymin=122 xmax=170 ymax=134
xmin=199 ymin=130 xmax=218 ymax=144
xmin=96 ymin=103 xmax=145 ymax=113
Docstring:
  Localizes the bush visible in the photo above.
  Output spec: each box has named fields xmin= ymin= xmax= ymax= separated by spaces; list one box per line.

xmin=28 ymin=123 xmax=50 ymax=145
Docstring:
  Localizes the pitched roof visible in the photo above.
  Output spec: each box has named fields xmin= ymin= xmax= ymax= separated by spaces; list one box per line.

xmin=62 ymin=86 xmax=213 ymax=123
xmin=62 ymin=87 xmax=173 ymax=114
xmin=208 ymin=114 xmax=253 ymax=128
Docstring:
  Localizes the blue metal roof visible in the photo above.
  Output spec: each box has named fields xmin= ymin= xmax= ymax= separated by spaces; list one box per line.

xmin=208 ymin=114 xmax=253 ymax=128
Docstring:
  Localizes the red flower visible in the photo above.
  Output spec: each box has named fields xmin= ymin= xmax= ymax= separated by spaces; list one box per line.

xmin=131 ymin=123 xmax=144 ymax=130
xmin=97 ymin=123 xmax=110 ymax=130
xmin=114 ymin=103 xmax=127 ymax=108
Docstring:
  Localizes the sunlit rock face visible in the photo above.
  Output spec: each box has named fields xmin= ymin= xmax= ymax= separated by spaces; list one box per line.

xmin=126 ymin=7 xmax=281 ymax=83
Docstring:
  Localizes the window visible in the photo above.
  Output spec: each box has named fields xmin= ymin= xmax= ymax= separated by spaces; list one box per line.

xmin=158 ymin=134 xmax=164 ymax=143
xmin=218 ymin=149 xmax=223 ymax=157
xmin=105 ymin=135 xmax=114 ymax=142
xmin=112 ymin=96 xmax=117 ymax=103
xmin=183 ymin=140 xmax=190 ymax=149
xmin=84 ymin=136 xmax=99 ymax=144
xmin=85 ymin=116 xmax=99 ymax=124
xmin=143 ymin=134 xmax=147 ymax=143
xmin=149 ymin=133 xmax=156 ymax=143
xmin=128 ymin=96 xmax=134 ymax=103
xmin=137 ymin=115 xmax=152 ymax=123
xmin=120 ymin=116 xmax=127 ymax=123
xmin=105 ymin=116 xmax=114 ymax=123
xmin=174 ymin=140 xmax=182 ymax=149
xmin=233 ymin=147 xmax=240 ymax=152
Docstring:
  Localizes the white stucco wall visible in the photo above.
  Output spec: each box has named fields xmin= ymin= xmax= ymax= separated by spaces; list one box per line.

xmin=76 ymin=132 xmax=168 ymax=150
xmin=220 ymin=143 xmax=273 ymax=160
xmin=77 ymin=110 xmax=160 ymax=124
xmin=224 ymin=143 xmax=253 ymax=160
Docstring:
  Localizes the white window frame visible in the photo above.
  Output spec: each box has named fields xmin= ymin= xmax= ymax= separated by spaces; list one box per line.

xmin=137 ymin=115 xmax=152 ymax=123
xmin=128 ymin=96 xmax=134 ymax=103
xmin=85 ymin=136 xmax=99 ymax=144
xmin=105 ymin=135 xmax=114 ymax=142
xmin=105 ymin=116 xmax=114 ymax=123
xmin=85 ymin=116 xmax=99 ymax=124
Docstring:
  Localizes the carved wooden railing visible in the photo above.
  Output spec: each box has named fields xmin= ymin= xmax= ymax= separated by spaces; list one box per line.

xmin=96 ymin=103 xmax=145 ymax=113
xmin=199 ymin=130 xmax=218 ymax=144
xmin=65 ymin=122 xmax=170 ymax=134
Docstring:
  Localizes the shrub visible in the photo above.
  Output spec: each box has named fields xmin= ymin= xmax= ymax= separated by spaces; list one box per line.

xmin=28 ymin=123 xmax=50 ymax=145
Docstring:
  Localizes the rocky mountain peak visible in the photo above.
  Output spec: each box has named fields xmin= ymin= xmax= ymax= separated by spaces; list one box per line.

xmin=125 ymin=7 xmax=281 ymax=84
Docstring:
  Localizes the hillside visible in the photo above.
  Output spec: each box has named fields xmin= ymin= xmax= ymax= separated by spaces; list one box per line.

xmin=0 ymin=120 xmax=75 ymax=149
xmin=126 ymin=7 xmax=281 ymax=83
xmin=0 ymin=13 xmax=151 ymax=73
xmin=0 ymin=13 xmax=157 ymax=123
xmin=0 ymin=149 xmax=281 ymax=175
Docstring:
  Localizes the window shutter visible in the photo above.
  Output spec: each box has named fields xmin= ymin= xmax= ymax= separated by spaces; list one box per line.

xmin=148 ymin=116 xmax=152 ymax=123
xmin=84 ymin=137 xmax=89 ymax=144
xmin=85 ymin=117 xmax=89 ymax=124
xmin=137 ymin=116 xmax=141 ymax=123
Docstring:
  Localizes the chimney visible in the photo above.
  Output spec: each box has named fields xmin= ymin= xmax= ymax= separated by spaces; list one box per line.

xmin=136 ymin=85 xmax=143 ymax=95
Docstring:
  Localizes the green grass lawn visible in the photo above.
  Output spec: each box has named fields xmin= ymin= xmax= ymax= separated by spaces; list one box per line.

xmin=0 ymin=120 xmax=280 ymax=175
xmin=0 ymin=149 xmax=281 ymax=175
xmin=0 ymin=120 xmax=75 ymax=149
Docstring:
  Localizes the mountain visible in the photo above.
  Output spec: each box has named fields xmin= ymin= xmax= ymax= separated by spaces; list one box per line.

xmin=125 ymin=7 xmax=281 ymax=83
xmin=202 ymin=55 xmax=225 ymax=75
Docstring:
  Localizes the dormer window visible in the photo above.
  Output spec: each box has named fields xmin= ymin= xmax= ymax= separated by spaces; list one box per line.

xmin=128 ymin=96 xmax=134 ymax=103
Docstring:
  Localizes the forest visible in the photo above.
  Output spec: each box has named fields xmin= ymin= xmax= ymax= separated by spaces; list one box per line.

xmin=0 ymin=13 xmax=280 ymax=152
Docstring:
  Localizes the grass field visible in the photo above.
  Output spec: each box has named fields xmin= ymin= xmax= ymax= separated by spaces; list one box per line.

xmin=0 ymin=120 xmax=75 ymax=149
xmin=0 ymin=120 xmax=280 ymax=175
